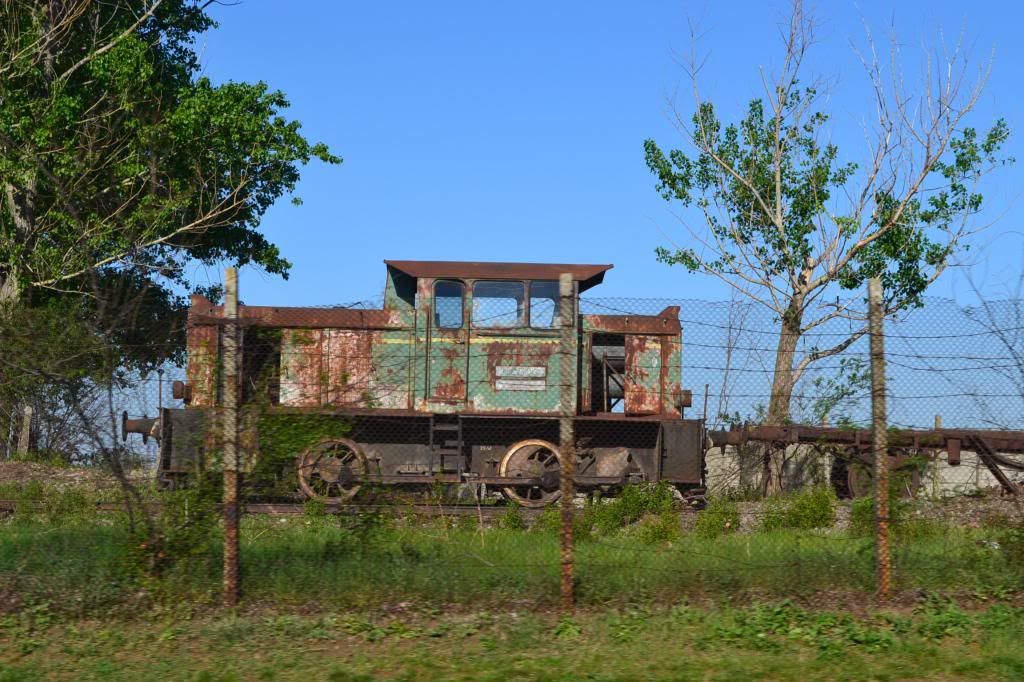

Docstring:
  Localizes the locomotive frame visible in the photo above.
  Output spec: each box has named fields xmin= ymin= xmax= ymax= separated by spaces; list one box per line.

xmin=126 ymin=260 xmax=707 ymax=507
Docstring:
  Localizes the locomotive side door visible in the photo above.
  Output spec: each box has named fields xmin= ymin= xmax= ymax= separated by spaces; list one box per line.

xmin=425 ymin=279 xmax=469 ymax=406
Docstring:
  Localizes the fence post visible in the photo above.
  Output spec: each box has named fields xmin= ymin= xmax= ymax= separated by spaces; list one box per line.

xmin=558 ymin=272 xmax=576 ymax=611
xmin=223 ymin=267 xmax=241 ymax=607
xmin=868 ymin=277 xmax=891 ymax=603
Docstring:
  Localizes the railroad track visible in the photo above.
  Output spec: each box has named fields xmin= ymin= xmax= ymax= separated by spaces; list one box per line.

xmin=0 ymin=499 xmax=541 ymax=518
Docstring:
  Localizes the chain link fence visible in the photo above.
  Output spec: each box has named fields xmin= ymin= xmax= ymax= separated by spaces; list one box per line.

xmin=1 ymin=271 xmax=1023 ymax=616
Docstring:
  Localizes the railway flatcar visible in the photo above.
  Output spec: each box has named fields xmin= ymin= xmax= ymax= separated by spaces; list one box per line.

xmin=124 ymin=261 xmax=706 ymax=506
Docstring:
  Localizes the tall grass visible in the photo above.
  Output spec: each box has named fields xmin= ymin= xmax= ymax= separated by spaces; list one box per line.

xmin=2 ymin=506 xmax=1020 ymax=615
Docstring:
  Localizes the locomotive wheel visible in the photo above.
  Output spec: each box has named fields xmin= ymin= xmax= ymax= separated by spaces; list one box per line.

xmin=297 ymin=438 xmax=369 ymax=503
xmin=499 ymin=439 xmax=563 ymax=508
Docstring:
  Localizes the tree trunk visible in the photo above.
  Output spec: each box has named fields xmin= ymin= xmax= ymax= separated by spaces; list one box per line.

xmin=15 ymin=404 xmax=34 ymax=457
xmin=2 ymin=182 xmax=33 ymax=461
xmin=763 ymin=300 xmax=803 ymax=495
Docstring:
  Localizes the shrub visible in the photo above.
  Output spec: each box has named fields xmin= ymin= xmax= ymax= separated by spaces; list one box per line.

xmin=127 ymin=480 xmax=220 ymax=576
xmin=533 ymin=504 xmax=592 ymax=540
xmin=694 ymin=498 xmax=739 ymax=539
xmin=849 ymin=489 xmax=910 ymax=536
xmin=584 ymin=482 xmax=676 ymax=536
xmin=635 ymin=511 xmax=681 ymax=545
xmin=762 ymin=486 xmax=836 ymax=531
xmin=998 ymin=520 xmax=1024 ymax=571
xmin=304 ymin=498 xmax=328 ymax=518
xmin=498 ymin=504 xmax=526 ymax=531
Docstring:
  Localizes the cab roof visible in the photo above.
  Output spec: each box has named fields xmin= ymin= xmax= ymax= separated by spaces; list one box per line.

xmin=384 ymin=260 xmax=613 ymax=292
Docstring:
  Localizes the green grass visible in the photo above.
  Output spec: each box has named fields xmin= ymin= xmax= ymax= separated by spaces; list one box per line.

xmin=3 ymin=601 xmax=1024 ymax=680
xmin=1 ymin=508 xmax=1021 ymax=616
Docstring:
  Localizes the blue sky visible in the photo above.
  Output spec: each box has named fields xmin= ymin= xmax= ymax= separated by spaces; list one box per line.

xmin=194 ymin=1 xmax=1024 ymax=307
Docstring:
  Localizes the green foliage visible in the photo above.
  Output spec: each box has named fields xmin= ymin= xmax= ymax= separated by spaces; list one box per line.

xmin=698 ymin=602 xmax=898 ymax=655
xmin=128 ymin=478 xmax=220 ymax=577
xmin=693 ymin=497 xmax=740 ymax=539
xmin=304 ymin=498 xmax=328 ymax=518
xmin=552 ymin=616 xmax=582 ymax=640
xmin=530 ymin=484 xmax=679 ymax=541
xmin=532 ymin=506 xmax=563 ymax=534
xmin=645 ymin=93 xmax=1009 ymax=312
xmin=6 ymin=604 xmax=1024 ymax=680
xmin=762 ymin=486 xmax=836 ymax=531
xmin=848 ymin=476 xmax=915 ymax=536
xmin=497 ymin=503 xmax=527 ymax=531
xmin=583 ymin=482 xmax=676 ymax=536
xmin=997 ymin=519 xmax=1024 ymax=571
xmin=634 ymin=511 xmax=682 ymax=545
xmin=0 ymin=0 xmax=339 ymax=354
xmin=913 ymin=597 xmax=975 ymax=641
xmin=252 ymin=414 xmax=352 ymax=496
xmin=643 ymin=32 xmax=1010 ymax=423
xmin=793 ymin=357 xmax=870 ymax=426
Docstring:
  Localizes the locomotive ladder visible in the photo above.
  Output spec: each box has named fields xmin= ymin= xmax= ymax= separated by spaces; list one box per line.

xmin=429 ymin=414 xmax=465 ymax=475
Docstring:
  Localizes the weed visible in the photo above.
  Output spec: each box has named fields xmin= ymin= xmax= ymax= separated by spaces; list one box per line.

xmin=553 ymin=616 xmax=581 ymax=639
xmin=762 ymin=486 xmax=836 ymax=531
xmin=127 ymin=478 xmax=220 ymax=577
xmin=532 ymin=504 xmax=592 ymax=540
xmin=498 ymin=503 xmax=526 ymax=530
xmin=914 ymin=596 xmax=975 ymax=641
xmin=693 ymin=497 xmax=739 ymax=539
xmin=303 ymin=498 xmax=327 ymax=517
xmin=584 ymin=483 xmax=676 ymax=536
xmin=849 ymin=494 xmax=910 ymax=536
xmin=634 ymin=511 xmax=681 ymax=545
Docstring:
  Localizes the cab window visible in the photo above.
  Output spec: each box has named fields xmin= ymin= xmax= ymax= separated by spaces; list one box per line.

xmin=529 ymin=280 xmax=559 ymax=328
xmin=433 ymin=280 xmax=464 ymax=328
xmin=472 ymin=281 xmax=524 ymax=328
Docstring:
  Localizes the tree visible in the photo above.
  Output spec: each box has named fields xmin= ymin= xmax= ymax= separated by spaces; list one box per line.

xmin=0 ymin=1 xmax=339 ymax=455
xmin=644 ymin=2 xmax=1010 ymax=485
xmin=0 ymin=0 xmax=340 ymax=306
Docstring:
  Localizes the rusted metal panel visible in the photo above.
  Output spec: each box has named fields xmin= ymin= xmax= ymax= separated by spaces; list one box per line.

xmin=624 ymin=335 xmax=662 ymax=414
xmin=279 ymin=329 xmax=324 ymax=407
xmin=946 ymin=438 xmax=961 ymax=465
xmin=472 ymin=338 xmax=561 ymax=414
xmin=324 ymin=329 xmax=374 ymax=407
xmin=582 ymin=306 xmax=680 ymax=335
xmin=385 ymin=260 xmax=613 ymax=292
xmin=661 ymin=333 xmax=683 ymax=417
xmin=428 ymin=329 xmax=468 ymax=403
xmin=186 ymin=324 xmax=219 ymax=407
xmin=189 ymin=295 xmax=410 ymax=330
xmin=714 ymin=425 xmax=1024 ymax=455
xmin=370 ymin=330 xmax=414 ymax=409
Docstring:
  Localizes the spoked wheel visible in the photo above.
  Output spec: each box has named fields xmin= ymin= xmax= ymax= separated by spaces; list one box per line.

xmin=296 ymin=438 xmax=369 ymax=503
xmin=499 ymin=439 xmax=563 ymax=508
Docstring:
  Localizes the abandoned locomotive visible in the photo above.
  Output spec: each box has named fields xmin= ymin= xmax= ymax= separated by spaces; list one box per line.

xmin=124 ymin=261 xmax=706 ymax=506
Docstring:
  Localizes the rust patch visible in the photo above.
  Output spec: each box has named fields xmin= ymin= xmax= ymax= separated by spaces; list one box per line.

xmin=624 ymin=335 xmax=661 ymax=415
xmin=279 ymin=329 xmax=324 ymax=407
xmin=661 ymin=334 xmax=682 ymax=417
xmin=484 ymin=340 xmax=556 ymax=390
xmin=583 ymin=306 xmax=680 ymax=335
xmin=189 ymin=295 xmax=407 ymax=330
xmin=186 ymin=324 xmax=218 ymax=407
xmin=430 ymin=328 xmax=467 ymax=401
xmin=324 ymin=329 xmax=375 ymax=407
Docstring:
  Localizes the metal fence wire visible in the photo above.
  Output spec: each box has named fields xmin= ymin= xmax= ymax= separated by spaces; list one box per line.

xmin=1 ymin=268 xmax=1023 ymax=614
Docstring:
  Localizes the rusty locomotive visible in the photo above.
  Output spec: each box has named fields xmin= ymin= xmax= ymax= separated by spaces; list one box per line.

xmin=124 ymin=261 xmax=706 ymax=506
